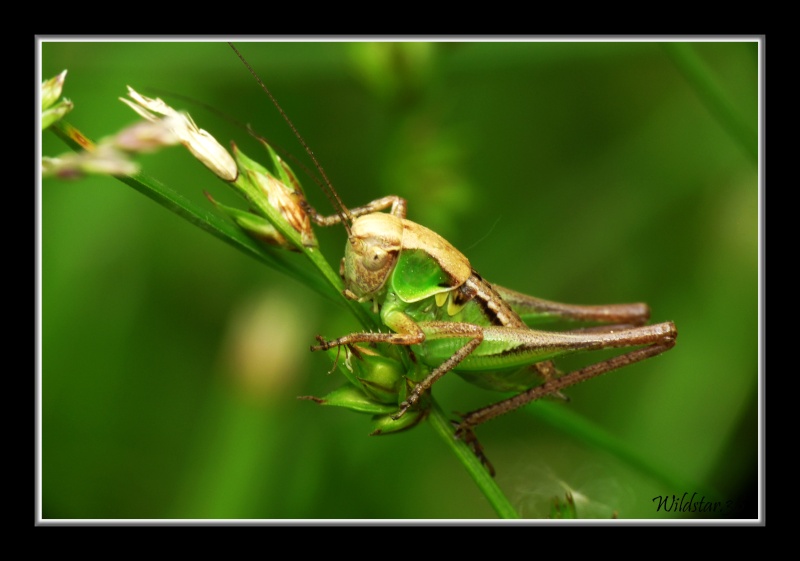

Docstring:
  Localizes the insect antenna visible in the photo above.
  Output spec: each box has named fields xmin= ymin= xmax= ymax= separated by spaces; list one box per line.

xmin=228 ymin=42 xmax=354 ymax=237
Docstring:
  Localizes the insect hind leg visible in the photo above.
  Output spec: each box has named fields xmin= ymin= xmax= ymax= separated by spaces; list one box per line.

xmin=457 ymin=325 xmax=676 ymax=434
xmin=453 ymin=322 xmax=676 ymax=476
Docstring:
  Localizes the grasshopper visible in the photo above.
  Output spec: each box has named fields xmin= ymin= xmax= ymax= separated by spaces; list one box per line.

xmin=305 ymin=196 xmax=677 ymax=474
xmin=231 ymin=44 xmax=677 ymax=476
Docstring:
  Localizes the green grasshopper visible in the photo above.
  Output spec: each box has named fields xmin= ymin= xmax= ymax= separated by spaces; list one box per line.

xmin=231 ymin=44 xmax=678 ymax=476
xmin=305 ymin=196 xmax=677 ymax=474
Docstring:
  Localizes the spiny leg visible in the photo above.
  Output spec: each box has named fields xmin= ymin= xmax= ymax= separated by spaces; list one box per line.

xmin=306 ymin=195 xmax=407 ymax=226
xmin=393 ymin=322 xmax=484 ymax=419
xmin=493 ymin=284 xmax=652 ymax=327
xmin=451 ymin=420 xmax=496 ymax=478
xmin=531 ymin=360 xmax=568 ymax=401
xmin=452 ymin=321 xmax=676 ymax=476
xmin=311 ymin=329 xmax=424 ymax=351
xmin=314 ymin=319 xmax=487 ymax=420
xmin=455 ymin=329 xmax=677 ymax=438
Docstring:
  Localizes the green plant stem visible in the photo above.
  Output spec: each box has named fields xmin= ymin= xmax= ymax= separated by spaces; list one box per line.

xmin=428 ymin=400 xmax=519 ymax=519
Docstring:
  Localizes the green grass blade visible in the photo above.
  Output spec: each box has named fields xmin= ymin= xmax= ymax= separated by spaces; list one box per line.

xmin=664 ymin=42 xmax=758 ymax=164
xmin=428 ymin=400 xmax=519 ymax=519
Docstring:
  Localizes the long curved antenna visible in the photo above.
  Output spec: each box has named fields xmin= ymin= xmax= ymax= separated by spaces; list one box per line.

xmin=228 ymin=42 xmax=353 ymax=237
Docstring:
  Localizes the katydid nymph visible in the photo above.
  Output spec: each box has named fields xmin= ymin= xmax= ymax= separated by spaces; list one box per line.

xmin=230 ymin=44 xmax=677 ymax=477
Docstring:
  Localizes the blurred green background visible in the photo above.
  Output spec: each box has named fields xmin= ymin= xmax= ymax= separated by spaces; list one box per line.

xmin=40 ymin=40 xmax=759 ymax=520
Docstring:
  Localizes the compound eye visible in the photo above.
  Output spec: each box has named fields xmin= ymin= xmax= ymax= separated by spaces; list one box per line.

xmin=363 ymin=244 xmax=391 ymax=272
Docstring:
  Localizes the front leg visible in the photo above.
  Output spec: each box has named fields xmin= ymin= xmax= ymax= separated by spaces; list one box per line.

xmin=393 ymin=321 xmax=484 ymax=419
xmin=305 ymin=195 xmax=408 ymax=227
xmin=311 ymin=327 xmax=424 ymax=351
xmin=311 ymin=307 xmax=426 ymax=352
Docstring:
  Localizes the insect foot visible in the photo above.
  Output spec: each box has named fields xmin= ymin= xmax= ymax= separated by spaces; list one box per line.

xmin=453 ymin=421 xmax=496 ymax=477
xmin=392 ymin=386 xmax=424 ymax=420
xmin=392 ymin=384 xmax=426 ymax=418
xmin=310 ymin=335 xmax=338 ymax=352
xmin=392 ymin=401 xmax=411 ymax=420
